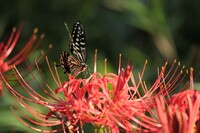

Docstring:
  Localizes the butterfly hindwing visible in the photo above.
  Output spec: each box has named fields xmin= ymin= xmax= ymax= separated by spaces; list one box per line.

xmin=66 ymin=53 xmax=82 ymax=74
xmin=60 ymin=52 xmax=71 ymax=74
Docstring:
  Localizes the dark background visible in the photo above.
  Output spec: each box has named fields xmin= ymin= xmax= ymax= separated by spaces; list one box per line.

xmin=0 ymin=0 xmax=200 ymax=132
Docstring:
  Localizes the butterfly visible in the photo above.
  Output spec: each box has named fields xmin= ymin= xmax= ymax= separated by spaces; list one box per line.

xmin=57 ymin=21 xmax=88 ymax=76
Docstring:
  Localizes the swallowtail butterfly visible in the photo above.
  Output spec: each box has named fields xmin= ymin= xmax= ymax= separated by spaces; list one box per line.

xmin=57 ymin=21 xmax=88 ymax=76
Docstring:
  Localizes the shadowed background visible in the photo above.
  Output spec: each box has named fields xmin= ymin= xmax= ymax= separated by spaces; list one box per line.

xmin=0 ymin=0 xmax=200 ymax=132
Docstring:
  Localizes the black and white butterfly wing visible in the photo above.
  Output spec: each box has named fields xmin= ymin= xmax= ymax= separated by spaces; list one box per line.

xmin=70 ymin=21 xmax=86 ymax=63
xmin=60 ymin=51 xmax=87 ymax=76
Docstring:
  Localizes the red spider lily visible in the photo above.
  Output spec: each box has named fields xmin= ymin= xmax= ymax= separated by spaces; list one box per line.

xmin=0 ymin=50 xmax=191 ymax=133
xmin=155 ymin=68 xmax=200 ymax=133
xmin=0 ymin=23 xmax=46 ymax=95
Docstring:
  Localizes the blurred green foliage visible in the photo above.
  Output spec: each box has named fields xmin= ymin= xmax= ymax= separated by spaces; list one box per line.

xmin=0 ymin=0 xmax=200 ymax=132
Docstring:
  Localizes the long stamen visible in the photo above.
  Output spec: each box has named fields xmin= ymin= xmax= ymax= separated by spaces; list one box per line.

xmin=45 ymin=56 xmax=60 ymax=87
xmin=36 ymin=44 xmax=53 ymax=63
xmin=190 ymin=67 xmax=194 ymax=90
xmin=33 ymin=59 xmax=61 ymax=102
xmin=118 ymin=53 xmax=121 ymax=75
xmin=104 ymin=58 xmax=107 ymax=74
xmin=11 ymin=107 xmax=64 ymax=132
xmin=94 ymin=49 xmax=97 ymax=73
xmin=6 ymin=27 xmax=17 ymax=49
xmin=6 ymin=28 xmax=37 ymax=65
xmin=1 ymin=24 xmax=23 ymax=60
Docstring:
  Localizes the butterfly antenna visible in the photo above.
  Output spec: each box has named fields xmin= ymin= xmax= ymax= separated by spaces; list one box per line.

xmin=64 ymin=22 xmax=72 ymax=39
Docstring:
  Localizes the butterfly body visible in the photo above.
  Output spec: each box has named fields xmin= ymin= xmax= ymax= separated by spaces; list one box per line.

xmin=58 ymin=21 xmax=87 ymax=76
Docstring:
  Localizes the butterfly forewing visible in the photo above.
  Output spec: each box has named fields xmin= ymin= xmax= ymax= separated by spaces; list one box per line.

xmin=70 ymin=21 xmax=86 ymax=63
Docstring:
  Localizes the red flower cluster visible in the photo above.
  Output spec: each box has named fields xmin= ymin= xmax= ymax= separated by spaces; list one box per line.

xmin=2 ymin=50 xmax=199 ymax=133
xmin=0 ymin=24 xmax=199 ymax=133
xmin=155 ymin=68 xmax=200 ymax=133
